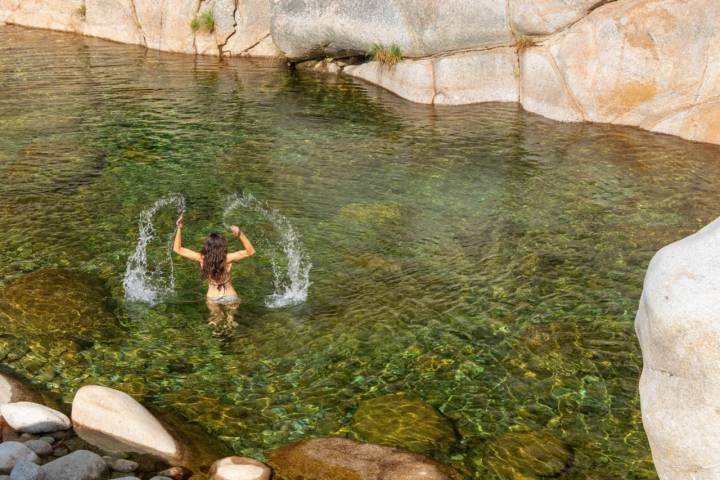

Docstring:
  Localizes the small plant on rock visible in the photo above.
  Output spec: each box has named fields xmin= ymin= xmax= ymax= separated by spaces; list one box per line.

xmin=191 ymin=10 xmax=215 ymax=34
xmin=370 ymin=43 xmax=402 ymax=68
xmin=75 ymin=2 xmax=86 ymax=20
xmin=516 ymin=35 xmax=538 ymax=51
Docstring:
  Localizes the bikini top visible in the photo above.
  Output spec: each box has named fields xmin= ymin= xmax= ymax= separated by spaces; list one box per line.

xmin=203 ymin=260 xmax=233 ymax=289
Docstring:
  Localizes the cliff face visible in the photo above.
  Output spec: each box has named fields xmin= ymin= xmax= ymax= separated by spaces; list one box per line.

xmin=0 ymin=0 xmax=277 ymax=56
xmin=2 ymin=0 xmax=719 ymax=146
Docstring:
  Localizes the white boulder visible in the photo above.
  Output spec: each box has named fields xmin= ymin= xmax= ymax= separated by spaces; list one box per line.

xmin=637 ymin=216 xmax=720 ymax=479
xmin=0 ymin=443 xmax=38 ymax=474
xmin=0 ymin=402 xmax=71 ymax=434
xmin=209 ymin=457 xmax=271 ymax=480
xmin=71 ymin=385 xmax=181 ymax=463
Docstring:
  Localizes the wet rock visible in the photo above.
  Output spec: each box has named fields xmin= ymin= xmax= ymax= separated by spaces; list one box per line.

xmin=484 ymin=431 xmax=572 ymax=479
xmin=0 ymin=269 xmax=119 ymax=342
xmin=0 ymin=443 xmax=38 ymax=474
xmin=22 ymin=441 xmax=51 ymax=457
xmin=208 ymin=457 xmax=270 ymax=480
xmin=71 ymin=386 xmax=181 ymax=464
xmin=267 ymin=437 xmax=458 ymax=480
xmin=40 ymin=450 xmax=108 ymax=480
xmin=352 ymin=393 xmax=456 ymax=456
xmin=0 ymin=402 xmax=71 ymax=434
xmin=9 ymin=461 xmax=44 ymax=480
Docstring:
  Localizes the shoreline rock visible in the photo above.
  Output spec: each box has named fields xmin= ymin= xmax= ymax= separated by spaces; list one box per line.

xmin=0 ymin=403 xmax=71 ymax=434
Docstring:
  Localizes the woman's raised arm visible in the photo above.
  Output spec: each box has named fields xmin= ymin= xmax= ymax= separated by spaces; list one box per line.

xmin=173 ymin=215 xmax=202 ymax=262
xmin=227 ymin=225 xmax=255 ymax=262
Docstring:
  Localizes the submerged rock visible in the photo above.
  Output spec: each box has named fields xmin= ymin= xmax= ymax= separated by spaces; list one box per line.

xmin=483 ymin=431 xmax=572 ymax=479
xmin=636 ymin=217 xmax=720 ymax=478
xmin=208 ymin=457 xmax=270 ymax=480
xmin=267 ymin=437 xmax=459 ymax=480
xmin=0 ymin=269 xmax=119 ymax=341
xmin=71 ymin=386 xmax=181 ymax=464
xmin=351 ymin=393 xmax=456 ymax=456
xmin=0 ymin=402 xmax=71 ymax=434
xmin=40 ymin=450 xmax=107 ymax=480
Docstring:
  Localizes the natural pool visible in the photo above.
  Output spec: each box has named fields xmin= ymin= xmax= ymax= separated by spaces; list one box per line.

xmin=3 ymin=23 xmax=720 ymax=479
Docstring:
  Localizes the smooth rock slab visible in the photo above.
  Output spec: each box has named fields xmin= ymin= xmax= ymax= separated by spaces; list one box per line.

xmin=1 ymin=402 xmax=71 ymax=434
xmin=0 ymin=443 xmax=38 ymax=475
xmin=40 ymin=450 xmax=107 ymax=480
xmin=10 ymin=460 xmax=44 ymax=480
xmin=71 ymin=385 xmax=181 ymax=464
xmin=267 ymin=437 xmax=458 ymax=480
xmin=208 ymin=457 xmax=270 ymax=480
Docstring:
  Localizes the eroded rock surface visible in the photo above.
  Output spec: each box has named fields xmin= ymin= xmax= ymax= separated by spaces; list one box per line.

xmin=636 ymin=217 xmax=720 ymax=479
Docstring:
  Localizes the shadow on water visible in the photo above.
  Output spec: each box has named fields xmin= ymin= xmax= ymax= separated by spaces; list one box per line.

xmin=5 ymin=23 xmax=720 ymax=479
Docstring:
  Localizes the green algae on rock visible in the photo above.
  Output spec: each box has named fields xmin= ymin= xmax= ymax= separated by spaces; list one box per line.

xmin=351 ymin=392 xmax=456 ymax=456
xmin=483 ymin=431 xmax=573 ymax=479
xmin=267 ymin=437 xmax=460 ymax=480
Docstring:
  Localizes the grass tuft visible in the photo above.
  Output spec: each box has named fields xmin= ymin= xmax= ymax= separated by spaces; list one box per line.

xmin=369 ymin=43 xmax=402 ymax=68
xmin=75 ymin=3 xmax=86 ymax=19
xmin=516 ymin=36 xmax=538 ymax=51
xmin=191 ymin=10 xmax=215 ymax=33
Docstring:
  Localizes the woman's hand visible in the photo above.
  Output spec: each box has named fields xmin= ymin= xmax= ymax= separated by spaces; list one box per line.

xmin=230 ymin=225 xmax=242 ymax=237
xmin=176 ymin=215 xmax=184 ymax=229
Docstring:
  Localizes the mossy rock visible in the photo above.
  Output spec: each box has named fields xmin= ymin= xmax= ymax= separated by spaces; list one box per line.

xmin=0 ymin=268 xmax=119 ymax=340
xmin=351 ymin=392 xmax=456 ymax=456
xmin=267 ymin=437 xmax=460 ymax=480
xmin=484 ymin=431 xmax=573 ymax=479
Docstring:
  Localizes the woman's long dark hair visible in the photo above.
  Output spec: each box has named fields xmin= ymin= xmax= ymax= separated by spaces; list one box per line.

xmin=201 ymin=233 xmax=228 ymax=288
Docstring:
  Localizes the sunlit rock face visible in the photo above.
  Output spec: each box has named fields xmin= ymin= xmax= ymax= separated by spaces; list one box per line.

xmin=636 ymin=217 xmax=720 ymax=479
xmin=0 ymin=0 xmax=279 ymax=57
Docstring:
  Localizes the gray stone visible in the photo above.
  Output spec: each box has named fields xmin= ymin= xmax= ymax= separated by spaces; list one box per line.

xmin=36 ymin=438 xmax=54 ymax=445
xmin=0 ymin=443 xmax=38 ymax=475
xmin=149 ymin=477 xmax=173 ymax=480
xmin=9 ymin=461 xmax=44 ymax=480
xmin=21 ymin=441 xmax=51 ymax=457
xmin=0 ymin=402 xmax=71 ymax=434
xmin=40 ymin=450 xmax=108 ymax=480
xmin=104 ymin=458 xmax=138 ymax=473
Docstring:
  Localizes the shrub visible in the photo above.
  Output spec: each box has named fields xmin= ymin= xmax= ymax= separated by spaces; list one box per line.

xmin=75 ymin=3 xmax=86 ymax=19
xmin=370 ymin=43 xmax=402 ymax=67
xmin=191 ymin=10 xmax=215 ymax=33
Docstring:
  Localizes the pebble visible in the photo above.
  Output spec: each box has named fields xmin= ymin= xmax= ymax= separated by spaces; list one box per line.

xmin=0 ymin=443 xmax=38 ymax=474
xmin=49 ymin=431 xmax=67 ymax=441
xmin=103 ymin=457 xmax=138 ymax=473
xmin=149 ymin=477 xmax=173 ymax=480
xmin=17 ymin=435 xmax=34 ymax=443
xmin=40 ymin=450 xmax=107 ymax=480
xmin=51 ymin=447 xmax=68 ymax=457
xmin=21 ymin=442 xmax=51 ymax=457
xmin=36 ymin=438 xmax=54 ymax=445
xmin=9 ymin=460 xmax=44 ymax=480
xmin=155 ymin=466 xmax=191 ymax=479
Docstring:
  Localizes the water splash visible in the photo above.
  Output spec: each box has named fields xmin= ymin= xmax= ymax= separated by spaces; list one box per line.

xmin=124 ymin=194 xmax=186 ymax=304
xmin=224 ymin=192 xmax=311 ymax=308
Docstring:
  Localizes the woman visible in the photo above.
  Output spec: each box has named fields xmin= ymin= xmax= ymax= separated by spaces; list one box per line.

xmin=173 ymin=215 xmax=255 ymax=306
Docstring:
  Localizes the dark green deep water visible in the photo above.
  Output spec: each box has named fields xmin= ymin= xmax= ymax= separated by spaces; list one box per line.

xmin=2 ymin=24 xmax=720 ymax=479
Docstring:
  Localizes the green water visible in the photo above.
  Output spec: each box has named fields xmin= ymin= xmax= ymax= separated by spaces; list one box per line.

xmin=3 ymin=24 xmax=719 ymax=479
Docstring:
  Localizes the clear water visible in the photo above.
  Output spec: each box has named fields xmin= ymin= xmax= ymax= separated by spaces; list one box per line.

xmin=3 ymin=24 xmax=720 ymax=479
